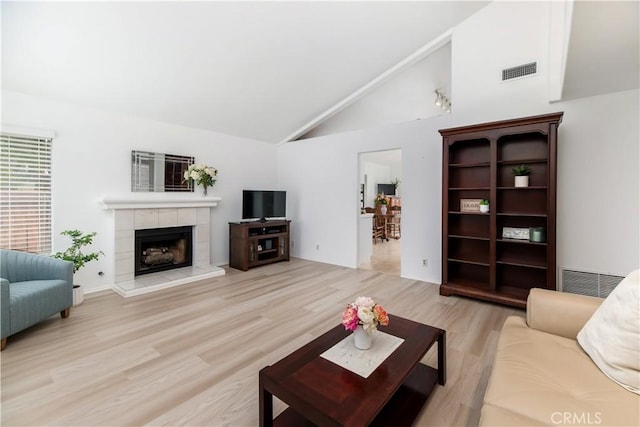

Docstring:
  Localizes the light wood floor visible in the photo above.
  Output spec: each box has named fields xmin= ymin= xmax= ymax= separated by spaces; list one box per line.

xmin=1 ymin=258 xmax=523 ymax=426
xmin=359 ymin=236 xmax=401 ymax=276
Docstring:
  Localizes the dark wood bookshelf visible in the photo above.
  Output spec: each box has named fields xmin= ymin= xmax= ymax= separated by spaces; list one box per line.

xmin=448 ymin=211 xmax=491 ymax=215
xmin=449 ymin=162 xmax=491 ymax=168
xmin=449 ymin=234 xmax=490 ymax=241
xmin=497 ymin=186 xmax=548 ymax=190
xmin=497 ymin=158 xmax=548 ymax=165
xmin=496 ymin=212 xmax=548 ymax=217
xmin=440 ymin=112 xmax=563 ymax=308
xmin=496 ymin=238 xmax=547 ymax=246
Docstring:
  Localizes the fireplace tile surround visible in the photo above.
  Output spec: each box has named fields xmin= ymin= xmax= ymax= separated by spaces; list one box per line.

xmin=135 ymin=226 xmax=193 ymax=276
xmin=102 ymin=196 xmax=225 ymax=297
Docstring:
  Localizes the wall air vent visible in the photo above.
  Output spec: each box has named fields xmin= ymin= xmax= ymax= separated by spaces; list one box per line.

xmin=502 ymin=62 xmax=537 ymax=81
xmin=560 ymin=268 xmax=624 ymax=298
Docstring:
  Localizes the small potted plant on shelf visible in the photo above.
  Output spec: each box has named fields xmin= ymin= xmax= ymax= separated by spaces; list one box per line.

xmin=52 ymin=230 xmax=104 ymax=306
xmin=512 ymin=164 xmax=532 ymax=187
xmin=479 ymin=199 xmax=490 ymax=213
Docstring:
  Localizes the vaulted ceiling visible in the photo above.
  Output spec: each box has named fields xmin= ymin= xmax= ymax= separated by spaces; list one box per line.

xmin=2 ymin=1 xmax=638 ymax=144
xmin=2 ymin=1 xmax=487 ymax=143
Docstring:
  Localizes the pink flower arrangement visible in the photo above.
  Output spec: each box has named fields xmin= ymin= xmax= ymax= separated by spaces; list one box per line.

xmin=342 ymin=296 xmax=389 ymax=334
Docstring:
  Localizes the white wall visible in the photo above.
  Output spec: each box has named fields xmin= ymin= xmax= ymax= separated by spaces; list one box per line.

xmin=278 ymin=1 xmax=639 ymax=285
xmin=556 ymin=89 xmax=639 ymax=275
xmin=301 ymin=43 xmax=452 ymax=139
xmin=279 ymin=88 xmax=639 ymax=283
xmin=2 ymin=90 xmax=278 ymax=291
xmin=279 ymin=116 xmax=449 ymax=282
xmin=278 ymin=136 xmax=359 ymax=268
xmin=452 ymin=1 xmax=550 ymax=116
xmin=362 ymin=160 xmax=390 ymax=206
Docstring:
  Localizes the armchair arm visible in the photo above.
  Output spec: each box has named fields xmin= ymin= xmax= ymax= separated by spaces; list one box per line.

xmin=1 ymin=278 xmax=10 ymax=339
xmin=526 ymin=288 xmax=603 ymax=339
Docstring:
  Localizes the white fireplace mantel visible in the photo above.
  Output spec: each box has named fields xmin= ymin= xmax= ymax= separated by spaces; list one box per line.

xmin=101 ymin=195 xmax=221 ymax=210
xmin=102 ymin=194 xmax=225 ymax=297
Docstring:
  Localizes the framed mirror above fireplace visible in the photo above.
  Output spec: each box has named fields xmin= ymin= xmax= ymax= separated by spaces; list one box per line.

xmin=131 ymin=150 xmax=194 ymax=192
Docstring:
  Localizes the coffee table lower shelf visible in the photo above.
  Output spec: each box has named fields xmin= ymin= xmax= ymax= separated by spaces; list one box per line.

xmin=273 ymin=363 xmax=438 ymax=427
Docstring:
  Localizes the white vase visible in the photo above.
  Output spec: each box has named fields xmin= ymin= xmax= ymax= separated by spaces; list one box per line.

xmin=380 ymin=205 xmax=387 ymax=215
xmin=353 ymin=325 xmax=373 ymax=350
xmin=202 ymin=186 xmax=208 ymax=196
xmin=514 ymin=176 xmax=529 ymax=187
xmin=72 ymin=285 xmax=84 ymax=306
xmin=480 ymin=204 xmax=489 ymax=213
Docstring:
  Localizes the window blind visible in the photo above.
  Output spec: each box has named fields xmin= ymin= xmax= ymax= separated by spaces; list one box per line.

xmin=0 ymin=134 xmax=52 ymax=254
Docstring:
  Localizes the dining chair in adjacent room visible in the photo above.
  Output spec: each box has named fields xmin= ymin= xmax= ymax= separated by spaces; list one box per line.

xmin=387 ymin=206 xmax=401 ymax=239
xmin=372 ymin=214 xmax=386 ymax=244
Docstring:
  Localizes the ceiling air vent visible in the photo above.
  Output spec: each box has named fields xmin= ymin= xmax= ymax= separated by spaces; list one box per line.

xmin=502 ymin=62 xmax=537 ymax=81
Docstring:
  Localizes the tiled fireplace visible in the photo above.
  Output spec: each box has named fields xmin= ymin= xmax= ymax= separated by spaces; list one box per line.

xmin=102 ymin=196 xmax=225 ymax=297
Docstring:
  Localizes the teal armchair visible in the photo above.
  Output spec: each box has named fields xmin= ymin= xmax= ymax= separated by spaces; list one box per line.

xmin=0 ymin=249 xmax=73 ymax=350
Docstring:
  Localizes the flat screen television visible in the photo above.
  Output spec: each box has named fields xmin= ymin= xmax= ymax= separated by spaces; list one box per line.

xmin=377 ymin=183 xmax=396 ymax=196
xmin=242 ymin=190 xmax=286 ymax=221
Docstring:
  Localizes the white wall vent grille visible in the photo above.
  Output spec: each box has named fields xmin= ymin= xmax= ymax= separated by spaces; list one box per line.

xmin=502 ymin=62 xmax=537 ymax=81
xmin=560 ymin=268 xmax=624 ymax=298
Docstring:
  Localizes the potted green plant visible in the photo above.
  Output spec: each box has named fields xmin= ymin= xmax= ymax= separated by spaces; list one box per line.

xmin=479 ymin=199 xmax=490 ymax=213
xmin=391 ymin=178 xmax=401 ymax=195
xmin=52 ymin=230 xmax=103 ymax=306
xmin=512 ymin=164 xmax=532 ymax=187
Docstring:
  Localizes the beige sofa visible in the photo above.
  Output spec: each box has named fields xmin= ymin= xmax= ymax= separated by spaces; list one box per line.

xmin=480 ymin=288 xmax=639 ymax=426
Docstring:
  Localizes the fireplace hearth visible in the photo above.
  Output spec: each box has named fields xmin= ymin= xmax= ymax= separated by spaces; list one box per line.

xmin=135 ymin=226 xmax=193 ymax=276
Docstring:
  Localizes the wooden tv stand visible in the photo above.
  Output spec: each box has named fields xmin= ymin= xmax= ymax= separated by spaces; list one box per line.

xmin=229 ymin=220 xmax=290 ymax=271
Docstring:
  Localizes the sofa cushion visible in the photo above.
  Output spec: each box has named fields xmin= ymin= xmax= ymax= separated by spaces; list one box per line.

xmin=481 ymin=316 xmax=639 ymax=426
xmin=9 ymin=280 xmax=70 ymax=334
xmin=577 ymin=269 xmax=640 ymax=394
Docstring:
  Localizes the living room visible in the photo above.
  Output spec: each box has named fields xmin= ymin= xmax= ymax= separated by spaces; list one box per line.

xmin=2 ymin=1 xmax=638 ymax=426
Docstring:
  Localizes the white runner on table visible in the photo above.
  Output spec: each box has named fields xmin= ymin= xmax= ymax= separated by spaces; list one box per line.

xmin=320 ymin=331 xmax=404 ymax=378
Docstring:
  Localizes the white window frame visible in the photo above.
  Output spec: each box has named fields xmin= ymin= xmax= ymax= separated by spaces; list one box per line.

xmin=0 ymin=133 xmax=53 ymax=254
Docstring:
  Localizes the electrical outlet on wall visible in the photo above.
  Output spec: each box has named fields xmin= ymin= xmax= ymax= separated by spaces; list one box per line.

xmin=316 ymin=244 xmax=320 ymax=250
xmin=422 ymin=259 xmax=428 ymax=267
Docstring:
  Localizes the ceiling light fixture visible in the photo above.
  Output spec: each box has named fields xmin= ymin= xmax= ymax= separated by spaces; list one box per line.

xmin=434 ymin=90 xmax=451 ymax=114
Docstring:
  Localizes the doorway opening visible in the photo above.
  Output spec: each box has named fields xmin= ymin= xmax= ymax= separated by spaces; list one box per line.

xmin=358 ymin=149 xmax=402 ymax=276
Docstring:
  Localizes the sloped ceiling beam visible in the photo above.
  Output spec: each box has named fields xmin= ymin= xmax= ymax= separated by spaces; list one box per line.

xmin=280 ymin=29 xmax=453 ymax=144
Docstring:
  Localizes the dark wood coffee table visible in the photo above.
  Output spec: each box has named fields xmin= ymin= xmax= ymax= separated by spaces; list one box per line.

xmin=259 ymin=315 xmax=446 ymax=426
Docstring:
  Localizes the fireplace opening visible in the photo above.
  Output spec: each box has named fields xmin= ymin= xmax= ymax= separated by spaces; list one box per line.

xmin=135 ymin=226 xmax=193 ymax=276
